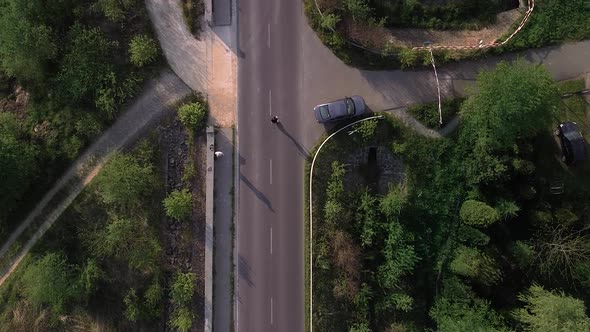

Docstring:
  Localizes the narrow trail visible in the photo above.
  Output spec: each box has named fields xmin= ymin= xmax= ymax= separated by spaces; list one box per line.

xmin=0 ymin=70 xmax=191 ymax=286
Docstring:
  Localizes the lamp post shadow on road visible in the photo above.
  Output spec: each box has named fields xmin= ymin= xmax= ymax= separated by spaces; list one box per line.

xmin=276 ymin=122 xmax=311 ymax=159
xmin=239 ymin=172 xmax=275 ymax=212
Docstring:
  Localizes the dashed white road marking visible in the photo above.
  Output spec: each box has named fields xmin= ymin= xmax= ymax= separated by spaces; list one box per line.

xmin=270 ymin=227 xmax=273 ymax=255
xmin=269 ymin=159 xmax=273 ymax=184
xmin=267 ymin=23 xmax=271 ymax=48
xmin=270 ymin=296 xmax=274 ymax=325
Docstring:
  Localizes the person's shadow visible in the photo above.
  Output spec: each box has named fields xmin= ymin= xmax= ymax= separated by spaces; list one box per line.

xmin=276 ymin=122 xmax=310 ymax=159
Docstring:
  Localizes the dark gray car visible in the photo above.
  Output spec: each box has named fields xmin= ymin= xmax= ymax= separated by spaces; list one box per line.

xmin=313 ymin=96 xmax=366 ymax=123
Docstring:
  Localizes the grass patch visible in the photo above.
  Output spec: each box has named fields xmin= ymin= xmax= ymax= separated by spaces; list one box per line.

xmin=407 ymin=98 xmax=464 ymax=129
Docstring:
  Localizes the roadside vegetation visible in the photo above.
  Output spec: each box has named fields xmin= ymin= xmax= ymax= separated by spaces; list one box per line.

xmin=308 ymin=60 xmax=590 ymax=330
xmin=0 ymin=141 xmax=166 ymax=330
xmin=181 ymin=0 xmax=206 ymax=37
xmin=407 ymin=98 xmax=463 ymax=129
xmin=0 ymin=0 xmax=161 ymax=243
xmin=306 ymin=0 xmax=590 ymax=69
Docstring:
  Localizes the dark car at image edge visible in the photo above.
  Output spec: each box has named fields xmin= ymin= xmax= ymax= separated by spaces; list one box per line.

xmin=555 ymin=121 xmax=588 ymax=165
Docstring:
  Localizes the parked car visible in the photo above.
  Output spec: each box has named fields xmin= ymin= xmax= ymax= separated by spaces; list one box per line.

xmin=555 ymin=121 xmax=587 ymax=164
xmin=313 ymin=96 xmax=366 ymax=123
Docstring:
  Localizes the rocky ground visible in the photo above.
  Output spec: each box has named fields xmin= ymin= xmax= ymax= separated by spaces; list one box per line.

xmin=158 ymin=117 xmax=206 ymax=332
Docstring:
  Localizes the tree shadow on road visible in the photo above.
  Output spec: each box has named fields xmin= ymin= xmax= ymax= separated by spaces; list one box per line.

xmin=238 ymin=255 xmax=255 ymax=288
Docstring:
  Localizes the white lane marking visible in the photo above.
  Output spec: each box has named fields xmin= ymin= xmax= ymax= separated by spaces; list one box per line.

xmin=269 ymin=159 xmax=273 ymax=184
xmin=270 ymin=227 xmax=273 ymax=255
xmin=267 ymin=23 xmax=271 ymax=48
xmin=268 ymin=90 xmax=272 ymax=116
xmin=270 ymin=297 xmax=274 ymax=325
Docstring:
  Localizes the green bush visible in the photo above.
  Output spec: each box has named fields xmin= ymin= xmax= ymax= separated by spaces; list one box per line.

xmin=98 ymin=0 xmax=137 ymax=22
xmin=123 ymin=288 xmax=141 ymax=321
xmin=57 ymin=24 xmax=114 ymax=102
xmin=510 ymin=241 xmax=534 ymax=269
xmin=450 ymin=246 xmax=502 ymax=285
xmin=163 ymin=189 xmax=193 ymax=221
xmin=129 ymin=35 xmax=159 ymax=67
xmin=93 ymin=153 xmax=156 ymax=210
xmin=170 ymin=272 xmax=196 ymax=305
xmin=23 ymin=253 xmax=78 ymax=313
xmin=170 ymin=306 xmax=194 ymax=332
xmin=459 ymin=200 xmax=500 ymax=227
xmin=178 ymin=101 xmax=208 ymax=132
xmin=0 ymin=113 xmax=38 ymax=215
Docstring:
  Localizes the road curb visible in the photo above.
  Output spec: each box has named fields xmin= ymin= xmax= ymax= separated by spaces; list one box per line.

xmin=205 ymin=126 xmax=215 ymax=332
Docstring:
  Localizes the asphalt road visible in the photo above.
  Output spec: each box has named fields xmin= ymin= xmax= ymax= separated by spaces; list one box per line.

xmin=236 ymin=0 xmax=307 ymax=330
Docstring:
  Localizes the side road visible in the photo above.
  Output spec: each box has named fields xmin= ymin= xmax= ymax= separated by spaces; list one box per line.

xmin=0 ymin=70 xmax=191 ymax=286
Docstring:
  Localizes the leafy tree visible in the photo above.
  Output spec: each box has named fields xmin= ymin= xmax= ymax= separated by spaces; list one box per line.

xmin=178 ymin=101 xmax=207 ymax=132
xmin=512 ymin=158 xmax=536 ymax=175
xmin=129 ymin=34 xmax=158 ymax=67
xmin=510 ymin=241 xmax=535 ymax=270
xmin=349 ymin=321 xmax=371 ymax=332
xmin=574 ymin=262 xmax=590 ymax=290
xmin=380 ymin=185 xmax=407 ymax=218
xmin=343 ymin=0 xmax=372 ymax=21
xmin=97 ymin=0 xmax=137 ymax=22
xmin=450 ymin=246 xmax=502 ymax=286
xmin=326 ymin=161 xmax=346 ymax=201
xmin=23 ymin=253 xmax=78 ymax=313
xmin=170 ymin=306 xmax=193 ymax=332
xmin=431 ymin=277 xmax=509 ymax=332
xmin=92 ymin=217 xmax=161 ymax=271
xmin=459 ymin=200 xmax=500 ymax=227
xmin=320 ymin=13 xmax=340 ymax=30
xmin=93 ymin=153 xmax=156 ymax=210
xmin=143 ymin=277 xmax=164 ymax=318
xmin=57 ymin=24 xmax=114 ymax=101
xmin=496 ymin=200 xmax=520 ymax=220
xmin=0 ymin=113 xmax=37 ymax=215
xmin=460 ymin=61 xmax=559 ymax=152
xmin=377 ymin=220 xmax=418 ymax=289
xmin=170 ymin=272 xmax=196 ymax=305
xmin=77 ymin=259 xmax=102 ymax=299
xmin=123 ymin=288 xmax=141 ymax=321
xmin=163 ymin=189 xmax=192 ymax=221
xmin=356 ymin=189 xmax=380 ymax=247
xmin=513 ymin=284 xmax=590 ymax=331
xmin=457 ymin=225 xmax=490 ymax=246
xmin=0 ymin=0 xmax=58 ymax=82
xmin=354 ymin=119 xmax=378 ymax=142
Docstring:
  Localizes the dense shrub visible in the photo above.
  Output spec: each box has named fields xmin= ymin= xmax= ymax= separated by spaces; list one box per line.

xmin=163 ymin=189 xmax=193 ymax=221
xmin=93 ymin=153 xmax=157 ymax=210
xmin=170 ymin=272 xmax=197 ymax=305
xmin=178 ymin=101 xmax=208 ymax=132
xmin=129 ymin=35 xmax=159 ymax=67
xmin=0 ymin=113 xmax=38 ymax=216
xmin=56 ymin=24 xmax=115 ymax=102
xmin=460 ymin=200 xmax=500 ymax=227
xmin=23 ymin=253 xmax=79 ymax=313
